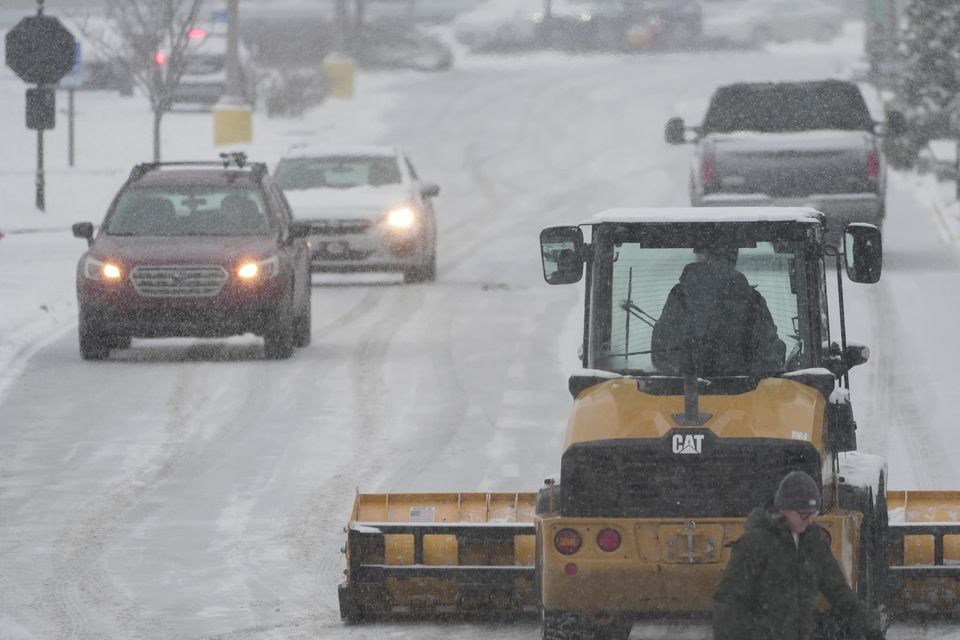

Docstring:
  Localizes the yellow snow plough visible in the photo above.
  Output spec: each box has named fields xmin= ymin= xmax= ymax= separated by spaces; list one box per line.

xmin=338 ymin=208 xmax=960 ymax=636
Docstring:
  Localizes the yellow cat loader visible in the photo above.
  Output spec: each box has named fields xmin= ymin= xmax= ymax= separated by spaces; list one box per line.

xmin=338 ymin=207 xmax=960 ymax=636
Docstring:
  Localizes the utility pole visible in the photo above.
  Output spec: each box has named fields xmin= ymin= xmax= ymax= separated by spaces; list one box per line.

xmin=213 ymin=0 xmax=251 ymax=145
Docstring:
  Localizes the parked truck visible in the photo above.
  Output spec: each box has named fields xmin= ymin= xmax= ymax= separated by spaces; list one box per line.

xmin=665 ymin=80 xmax=906 ymax=240
xmin=338 ymin=208 xmax=959 ymax=638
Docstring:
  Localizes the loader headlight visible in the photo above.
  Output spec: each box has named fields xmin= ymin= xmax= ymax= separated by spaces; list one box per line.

xmin=237 ymin=254 xmax=279 ymax=280
xmin=83 ymin=256 xmax=124 ymax=282
xmin=554 ymin=528 xmax=582 ymax=555
xmin=385 ymin=206 xmax=417 ymax=230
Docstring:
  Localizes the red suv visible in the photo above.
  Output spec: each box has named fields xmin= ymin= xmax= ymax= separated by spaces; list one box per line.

xmin=72 ymin=154 xmax=312 ymax=360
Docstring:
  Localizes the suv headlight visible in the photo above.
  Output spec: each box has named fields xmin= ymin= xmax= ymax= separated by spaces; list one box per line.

xmin=237 ymin=254 xmax=279 ymax=280
xmin=385 ymin=206 xmax=417 ymax=230
xmin=83 ymin=256 xmax=124 ymax=282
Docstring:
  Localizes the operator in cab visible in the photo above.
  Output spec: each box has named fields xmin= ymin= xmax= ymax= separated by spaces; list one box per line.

xmin=651 ymin=244 xmax=785 ymax=376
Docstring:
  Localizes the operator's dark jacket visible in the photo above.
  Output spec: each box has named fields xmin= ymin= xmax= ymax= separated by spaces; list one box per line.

xmin=713 ymin=506 xmax=882 ymax=640
xmin=652 ymin=261 xmax=785 ymax=375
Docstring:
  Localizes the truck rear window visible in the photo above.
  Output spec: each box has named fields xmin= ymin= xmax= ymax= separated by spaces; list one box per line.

xmin=701 ymin=81 xmax=874 ymax=134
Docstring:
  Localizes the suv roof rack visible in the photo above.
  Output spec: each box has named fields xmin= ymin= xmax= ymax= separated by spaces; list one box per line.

xmin=127 ymin=152 xmax=267 ymax=183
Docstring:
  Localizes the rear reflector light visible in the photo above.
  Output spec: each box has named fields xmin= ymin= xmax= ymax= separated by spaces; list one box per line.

xmin=701 ymin=151 xmax=716 ymax=183
xmin=866 ymin=150 xmax=880 ymax=178
xmin=564 ymin=563 xmax=578 ymax=575
xmin=554 ymin=529 xmax=582 ymax=555
xmin=597 ymin=528 xmax=621 ymax=552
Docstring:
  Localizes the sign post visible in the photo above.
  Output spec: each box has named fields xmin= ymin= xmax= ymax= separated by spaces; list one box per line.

xmin=4 ymin=0 xmax=77 ymax=210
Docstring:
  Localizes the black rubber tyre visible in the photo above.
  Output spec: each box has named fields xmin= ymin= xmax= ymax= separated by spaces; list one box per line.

xmin=293 ymin=288 xmax=311 ymax=348
xmin=106 ymin=335 xmax=132 ymax=350
xmin=403 ymin=254 xmax=436 ymax=284
xmin=78 ymin=313 xmax=110 ymax=361
xmin=264 ymin=296 xmax=295 ymax=360
xmin=594 ymin=618 xmax=632 ymax=640
xmin=542 ymin=609 xmax=590 ymax=640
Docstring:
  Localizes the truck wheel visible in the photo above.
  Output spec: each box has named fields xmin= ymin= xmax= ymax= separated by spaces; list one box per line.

xmin=403 ymin=254 xmax=436 ymax=284
xmin=79 ymin=313 xmax=110 ymax=360
xmin=106 ymin=335 xmax=132 ymax=350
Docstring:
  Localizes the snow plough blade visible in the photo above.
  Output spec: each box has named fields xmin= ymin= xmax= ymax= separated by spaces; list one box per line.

xmin=338 ymin=491 xmax=538 ymax=621
xmin=886 ymin=490 xmax=960 ymax=615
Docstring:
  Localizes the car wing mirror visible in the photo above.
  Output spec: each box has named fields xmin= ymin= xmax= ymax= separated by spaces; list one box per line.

xmin=72 ymin=222 xmax=94 ymax=246
xmin=664 ymin=117 xmax=689 ymax=145
xmin=420 ymin=182 xmax=440 ymax=198
xmin=884 ymin=109 xmax=907 ymax=137
xmin=288 ymin=221 xmax=312 ymax=239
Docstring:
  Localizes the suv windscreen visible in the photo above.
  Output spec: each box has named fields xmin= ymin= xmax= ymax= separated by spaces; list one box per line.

xmin=593 ymin=229 xmax=813 ymax=376
xmin=701 ymin=82 xmax=874 ymax=134
xmin=106 ymin=187 xmax=271 ymax=236
xmin=274 ymin=156 xmax=402 ymax=190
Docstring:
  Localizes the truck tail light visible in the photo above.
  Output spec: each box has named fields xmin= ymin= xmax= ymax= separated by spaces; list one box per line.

xmin=596 ymin=528 xmax=621 ymax=552
xmin=554 ymin=529 xmax=582 ymax=555
xmin=866 ymin=149 xmax=880 ymax=178
xmin=701 ymin=150 xmax=716 ymax=183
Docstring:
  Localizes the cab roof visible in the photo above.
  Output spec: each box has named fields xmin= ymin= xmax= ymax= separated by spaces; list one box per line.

xmin=584 ymin=207 xmax=825 ymax=226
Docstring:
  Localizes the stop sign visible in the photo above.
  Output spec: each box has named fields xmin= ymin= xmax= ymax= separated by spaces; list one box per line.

xmin=5 ymin=15 xmax=76 ymax=85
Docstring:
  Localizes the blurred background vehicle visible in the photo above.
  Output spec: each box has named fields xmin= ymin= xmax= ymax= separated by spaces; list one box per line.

xmin=275 ymin=145 xmax=440 ymax=283
xmin=700 ymin=0 xmax=844 ymax=48
xmin=451 ymin=0 xmax=544 ymax=53
xmin=170 ymin=22 xmax=258 ymax=109
xmin=58 ymin=15 xmax=135 ymax=95
xmin=625 ymin=0 xmax=703 ymax=50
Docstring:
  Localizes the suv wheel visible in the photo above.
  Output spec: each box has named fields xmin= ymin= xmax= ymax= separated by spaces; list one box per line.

xmin=403 ymin=253 xmax=436 ymax=284
xmin=293 ymin=289 xmax=312 ymax=348
xmin=79 ymin=312 xmax=110 ymax=360
xmin=264 ymin=294 xmax=295 ymax=359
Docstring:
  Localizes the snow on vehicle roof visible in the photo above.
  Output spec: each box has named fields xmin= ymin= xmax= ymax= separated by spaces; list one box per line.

xmin=585 ymin=207 xmax=825 ymax=225
xmin=281 ymin=144 xmax=400 ymax=159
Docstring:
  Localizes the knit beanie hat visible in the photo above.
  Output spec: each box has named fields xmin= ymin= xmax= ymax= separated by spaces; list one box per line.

xmin=774 ymin=471 xmax=821 ymax=511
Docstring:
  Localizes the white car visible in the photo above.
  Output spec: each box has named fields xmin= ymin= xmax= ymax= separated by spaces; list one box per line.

xmin=274 ymin=145 xmax=440 ymax=283
xmin=701 ymin=0 xmax=844 ymax=47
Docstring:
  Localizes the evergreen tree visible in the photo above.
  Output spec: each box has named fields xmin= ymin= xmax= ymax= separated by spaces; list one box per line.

xmin=896 ymin=0 xmax=960 ymax=143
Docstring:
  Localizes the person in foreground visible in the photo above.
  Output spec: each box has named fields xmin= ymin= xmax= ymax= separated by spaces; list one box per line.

xmin=712 ymin=471 xmax=885 ymax=640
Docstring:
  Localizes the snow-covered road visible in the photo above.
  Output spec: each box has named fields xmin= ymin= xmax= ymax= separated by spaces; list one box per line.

xmin=1 ymin=23 xmax=959 ymax=640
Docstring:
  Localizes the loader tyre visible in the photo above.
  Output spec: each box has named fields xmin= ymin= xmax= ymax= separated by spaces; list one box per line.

xmin=338 ymin=583 xmax=365 ymax=624
xmin=542 ymin=610 xmax=589 ymax=640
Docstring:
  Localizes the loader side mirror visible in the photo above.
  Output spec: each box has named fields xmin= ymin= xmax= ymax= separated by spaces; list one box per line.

xmin=842 ymin=342 xmax=870 ymax=370
xmin=843 ymin=223 xmax=882 ymax=283
xmin=665 ymin=117 xmax=687 ymax=145
xmin=540 ymin=226 xmax=584 ymax=285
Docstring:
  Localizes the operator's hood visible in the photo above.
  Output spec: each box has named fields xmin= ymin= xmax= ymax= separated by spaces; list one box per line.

xmin=284 ymin=185 xmax=412 ymax=222
xmin=564 ymin=377 xmax=827 ymax=450
xmin=707 ymin=129 xmax=874 ymax=153
xmin=89 ymin=234 xmax=280 ymax=265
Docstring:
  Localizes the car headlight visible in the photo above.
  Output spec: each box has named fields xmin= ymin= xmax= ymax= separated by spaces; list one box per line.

xmin=83 ymin=256 xmax=124 ymax=282
xmin=385 ymin=206 xmax=417 ymax=230
xmin=237 ymin=254 xmax=279 ymax=280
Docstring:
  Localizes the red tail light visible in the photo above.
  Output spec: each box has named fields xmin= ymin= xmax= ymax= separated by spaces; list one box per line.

xmin=596 ymin=528 xmax=621 ymax=552
xmin=866 ymin=149 xmax=880 ymax=178
xmin=554 ymin=529 xmax=582 ymax=555
xmin=701 ymin=151 xmax=716 ymax=183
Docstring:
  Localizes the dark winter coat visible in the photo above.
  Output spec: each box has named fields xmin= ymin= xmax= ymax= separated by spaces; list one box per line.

xmin=651 ymin=261 xmax=785 ymax=375
xmin=713 ymin=507 xmax=882 ymax=640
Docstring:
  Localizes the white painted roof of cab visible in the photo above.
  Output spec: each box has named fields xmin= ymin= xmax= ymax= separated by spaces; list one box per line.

xmin=280 ymin=143 xmax=400 ymax=159
xmin=585 ymin=207 xmax=825 ymax=225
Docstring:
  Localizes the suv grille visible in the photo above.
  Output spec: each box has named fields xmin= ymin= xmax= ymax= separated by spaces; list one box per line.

xmin=131 ymin=265 xmax=228 ymax=297
xmin=310 ymin=219 xmax=371 ymax=235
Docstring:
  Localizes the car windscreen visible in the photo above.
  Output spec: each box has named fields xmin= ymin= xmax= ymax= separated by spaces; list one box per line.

xmin=701 ymin=82 xmax=874 ymax=133
xmin=274 ymin=156 xmax=402 ymax=190
xmin=105 ymin=187 xmax=272 ymax=236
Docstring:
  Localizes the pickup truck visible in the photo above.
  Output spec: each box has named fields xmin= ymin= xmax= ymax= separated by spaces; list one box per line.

xmin=665 ymin=79 xmax=905 ymax=239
